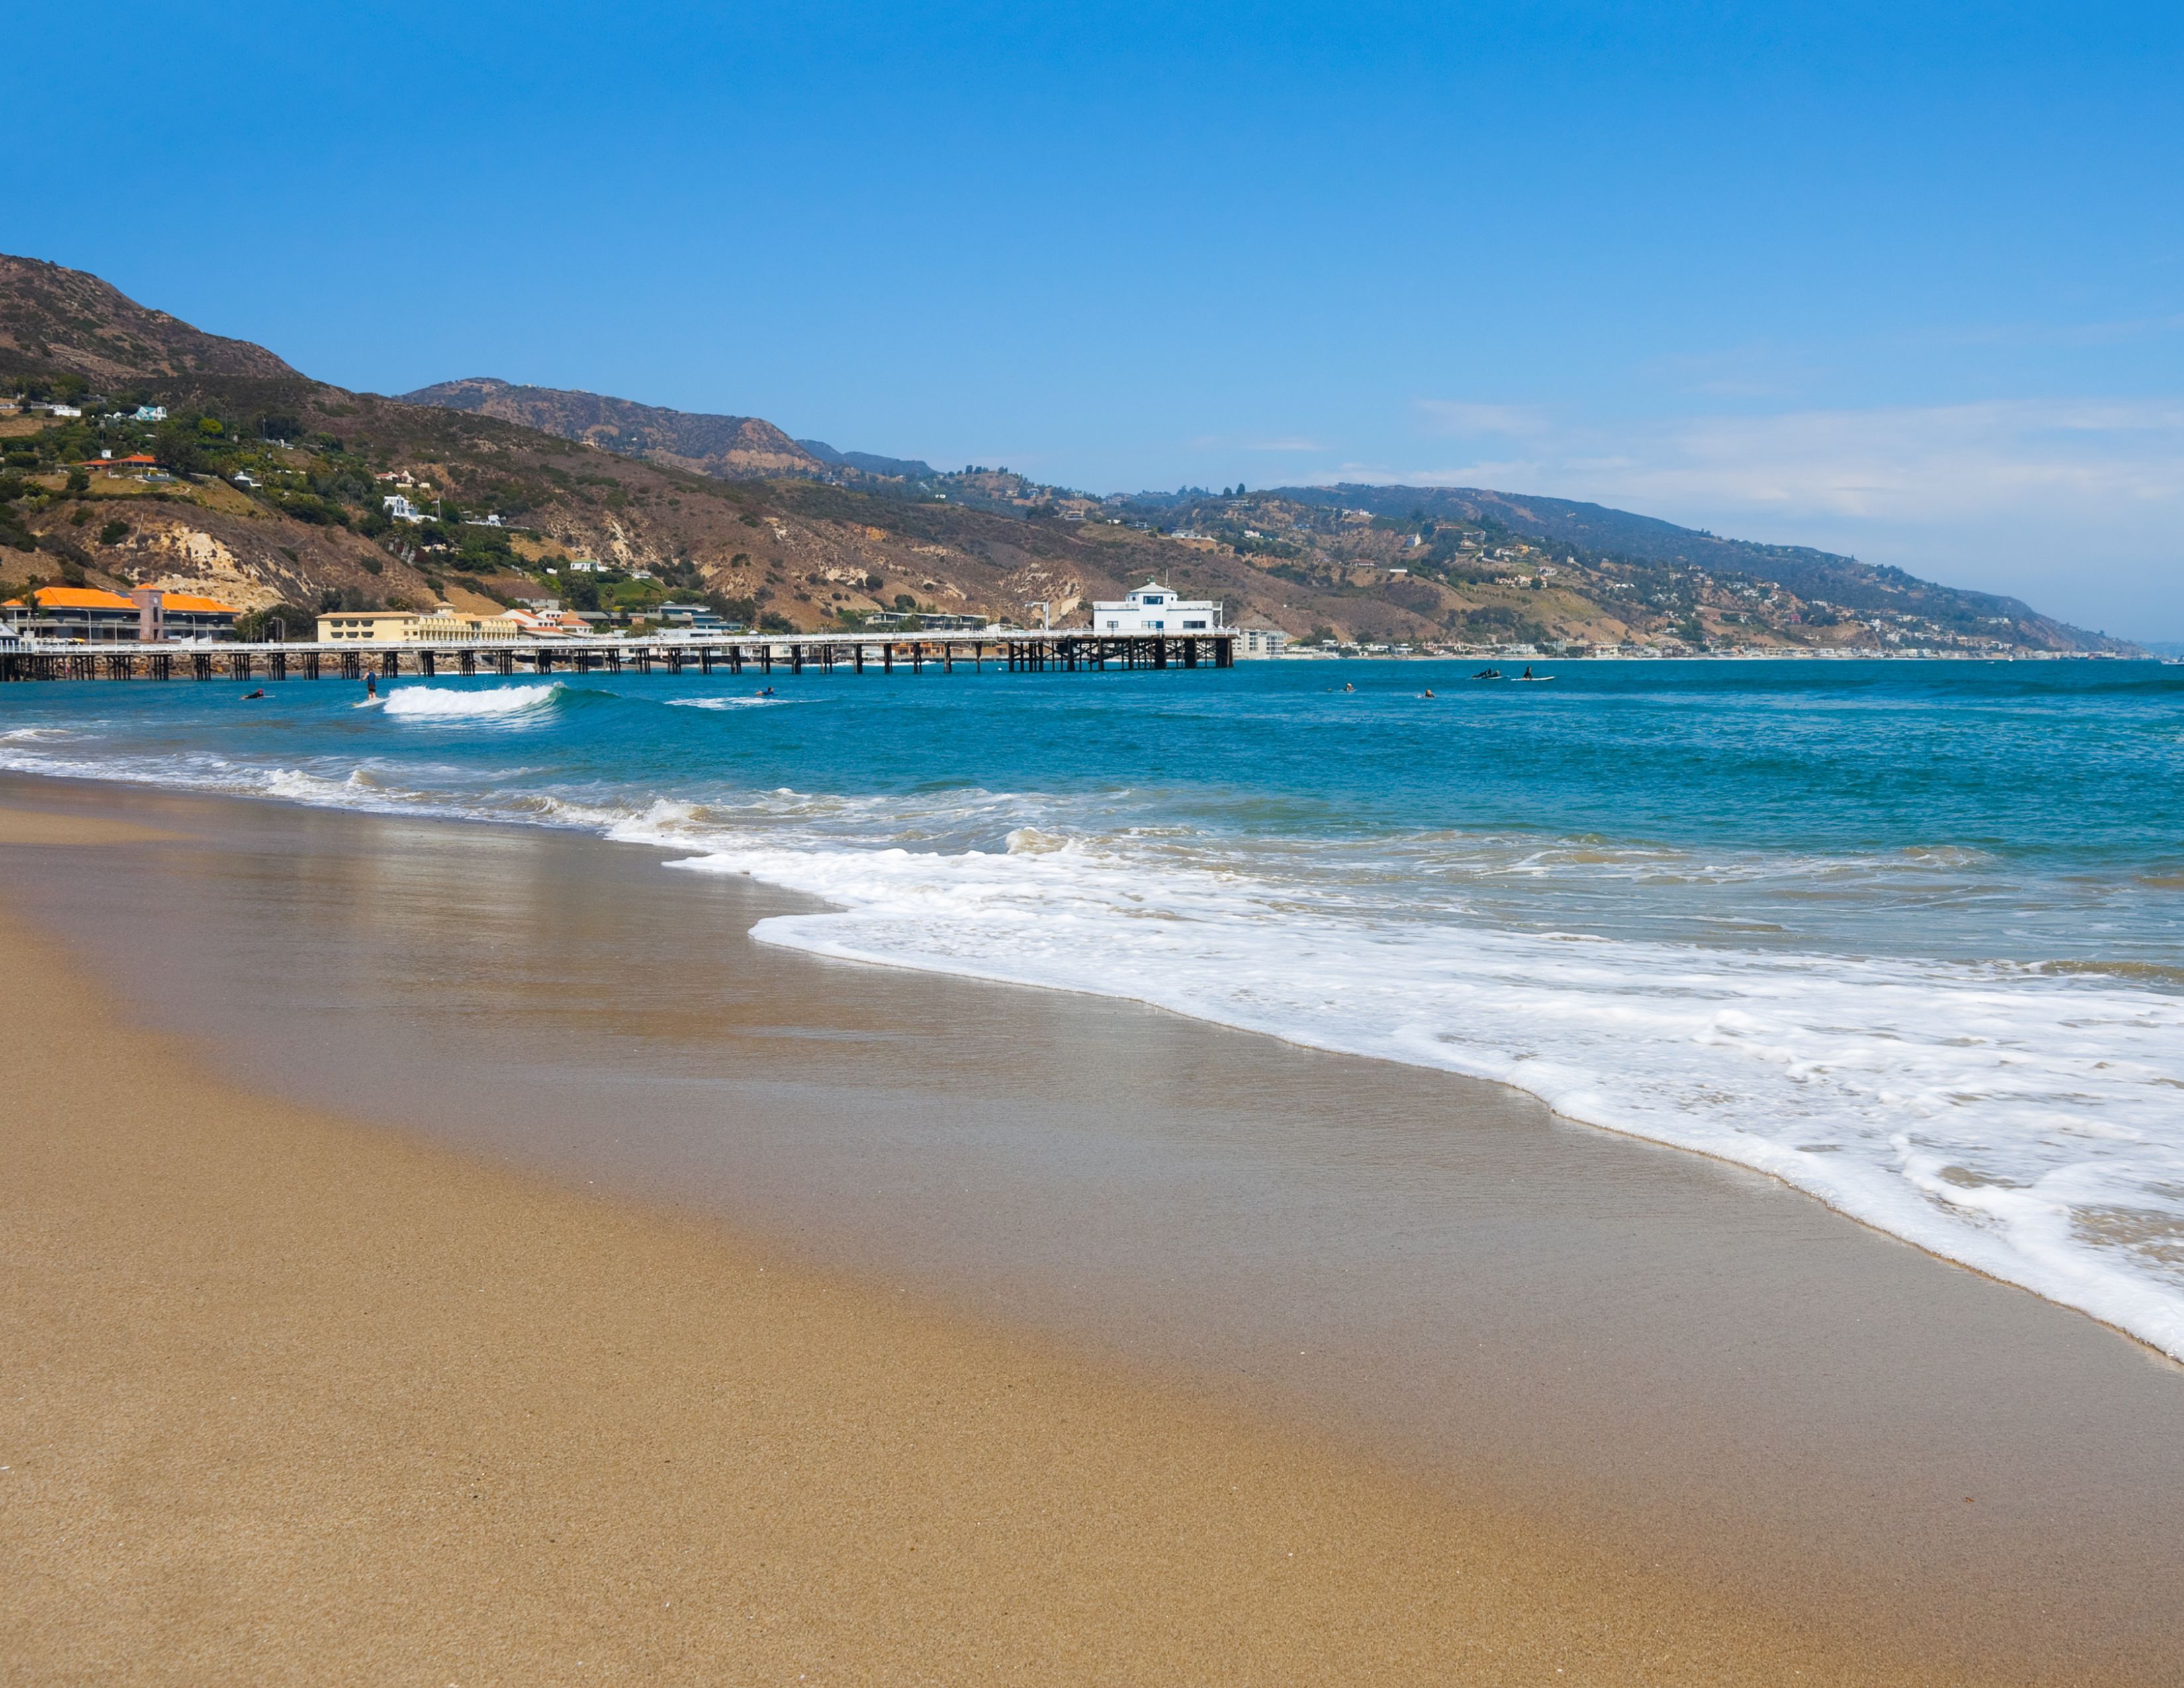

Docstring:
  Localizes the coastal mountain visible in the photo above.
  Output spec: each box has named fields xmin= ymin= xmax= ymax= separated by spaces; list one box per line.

xmin=794 ymin=438 xmax=938 ymax=480
xmin=1263 ymin=484 xmax=2101 ymax=654
xmin=399 ymin=376 xmax=940 ymax=486
xmin=0 ymin=250 xmax=2140 ymax=655
xmin=398 ymin=378 xmax=828 ymax=480
xmin=0 ymin=254 xmax=302 ymax=389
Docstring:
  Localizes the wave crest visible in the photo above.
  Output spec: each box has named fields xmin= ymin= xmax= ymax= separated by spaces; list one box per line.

xmin=380 ymin=682 xmax=598 ymax=722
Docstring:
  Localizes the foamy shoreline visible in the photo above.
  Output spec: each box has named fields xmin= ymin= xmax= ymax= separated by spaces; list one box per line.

xmin=0 ymin=795 xmax=1981 ymax=1683
xmin=7 ymin=773 xmax=2184 ymax=1680
xmin=11 ymin=676 xmax=2180 ymax=1364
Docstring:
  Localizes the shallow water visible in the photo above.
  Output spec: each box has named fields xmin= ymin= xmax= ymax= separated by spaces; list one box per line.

xmin=5 ymin=655 xmax=2181 ymax=1354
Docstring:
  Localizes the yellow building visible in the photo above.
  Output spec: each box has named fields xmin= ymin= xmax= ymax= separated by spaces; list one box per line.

xmin=316 ymin=605 xmax=522 ymax=643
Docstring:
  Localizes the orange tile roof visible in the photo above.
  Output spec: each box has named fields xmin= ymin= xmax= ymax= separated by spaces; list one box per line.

xmin=28 ymin=586 xmax=139 ymax=610
xmin=157 ymin=593 xmax=241 ymax=615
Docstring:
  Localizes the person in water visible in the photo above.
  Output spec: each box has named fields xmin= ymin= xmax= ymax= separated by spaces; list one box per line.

xmin=365 ymin=672 xmax=377 ymax=698
xmin=1343 ymin=682 xmax=1355 ymax=692
xmin=1422 ymin=688 xmax=1435 ymax=698
xmin=1521 ymin=665 xmax=1534 ymax=679
xmin=240 ymin=688 xmax=266 ymax=700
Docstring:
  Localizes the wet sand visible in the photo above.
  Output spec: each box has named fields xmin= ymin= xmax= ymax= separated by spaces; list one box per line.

xmin=5 ymin=776 xmax=2183 ymax=1680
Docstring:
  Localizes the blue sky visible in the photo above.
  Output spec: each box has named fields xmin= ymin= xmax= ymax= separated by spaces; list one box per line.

xmin=7 ymin=2 xmax=2181 ymax=636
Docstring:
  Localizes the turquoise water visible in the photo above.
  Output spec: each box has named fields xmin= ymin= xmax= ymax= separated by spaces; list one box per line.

xmin=6 ymin=657 xmax=2183 ymax=1352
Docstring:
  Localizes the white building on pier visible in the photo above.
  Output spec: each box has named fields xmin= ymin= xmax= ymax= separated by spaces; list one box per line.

xmin=1089 ymin=581 xmax=1223 ymax=633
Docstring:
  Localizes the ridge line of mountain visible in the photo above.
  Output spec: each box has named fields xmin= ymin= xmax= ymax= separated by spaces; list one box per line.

xmin=0 ymin=250 xmax=2139 ymax=654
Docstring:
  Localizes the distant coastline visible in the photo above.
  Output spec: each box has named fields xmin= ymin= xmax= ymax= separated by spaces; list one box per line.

xmin=3 ymin=250 xmax=2142 ymax=665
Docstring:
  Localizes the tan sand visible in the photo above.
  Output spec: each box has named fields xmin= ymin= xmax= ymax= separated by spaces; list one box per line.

xmin=0 ymin=808 xmax=183 ymax=846
xmin=0 ymin=888 xmax=1946 ymax=1682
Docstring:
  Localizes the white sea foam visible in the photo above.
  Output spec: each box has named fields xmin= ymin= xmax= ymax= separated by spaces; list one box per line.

xmin=10 ymin=718 xmax=2183 ymax=1358
xmin=381 ymin=682 xmax=564 ymax=720
xmin=624 ymin=812 xmax=2184 ymax=1360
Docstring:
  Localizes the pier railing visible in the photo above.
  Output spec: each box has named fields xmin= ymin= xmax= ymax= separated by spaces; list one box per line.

xmin=0 ymin=630 xmax=1234 ymax=684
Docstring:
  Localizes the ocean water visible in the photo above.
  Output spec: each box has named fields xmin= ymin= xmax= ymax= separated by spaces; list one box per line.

xmin=6 ymin=657 xmax=2183 ymax=1356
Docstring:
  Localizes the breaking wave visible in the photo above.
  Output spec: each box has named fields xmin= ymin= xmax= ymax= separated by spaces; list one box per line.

xmin=379 ymin=681 xmax=608 ymax=721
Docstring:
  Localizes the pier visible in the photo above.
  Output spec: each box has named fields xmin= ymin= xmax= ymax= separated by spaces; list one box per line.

xmin=1 ymin=630 xmax=1234 ymax=684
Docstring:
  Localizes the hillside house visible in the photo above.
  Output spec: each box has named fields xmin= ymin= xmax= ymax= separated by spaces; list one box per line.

xmin=654 ymin=604 xmax=727 ymax=631
xmin=506 ymin=607 xmax=591 ymax=638
xmin=383 ymin=494 xmax=424 ymax=522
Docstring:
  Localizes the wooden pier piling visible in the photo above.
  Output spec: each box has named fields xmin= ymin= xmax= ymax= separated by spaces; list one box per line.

xmin=1 ymin=631 xmax=1237 ymax=685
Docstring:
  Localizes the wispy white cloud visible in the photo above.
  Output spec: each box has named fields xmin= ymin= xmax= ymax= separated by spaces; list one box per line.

xmin=1277 ymin=397 xmax=2184 ymax=634
xmin=1342 ymin=397 xmax=2184 ymax=635
xmin=1415 ymin=399 xmax=1552 ymax=437
xmin=1925 ymin=313 xmax=2184 ymax=350
xmin=1637 ymin=343 xmax=1815 ymax=400
xmin=1189 ymin=432 xmax=1326 ymax=453
xmin=1334 ymin=399 xmax=2184 ymax=526
xmin=1332 ymin=457 xmax=1547 ymax=489
xmin=1574 ymin=400 xmax=2184 ymax=524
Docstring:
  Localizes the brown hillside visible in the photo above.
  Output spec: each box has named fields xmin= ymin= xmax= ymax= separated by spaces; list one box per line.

xmin=0 ymin=256 xmax=301 ymax=388
xmin=402 ymin=379 xmax=827 ymax=480
xmin=0 ymin=250 xmax=2132 ymax=655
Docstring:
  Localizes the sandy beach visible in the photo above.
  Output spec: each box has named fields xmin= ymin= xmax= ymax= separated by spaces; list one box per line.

xmin=4 ymin=780 xmax=2181 ymax=1682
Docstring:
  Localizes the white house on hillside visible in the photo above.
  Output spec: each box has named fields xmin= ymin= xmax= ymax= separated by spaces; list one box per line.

xmin=1089 ymin=581 xmax=1223 ymax=633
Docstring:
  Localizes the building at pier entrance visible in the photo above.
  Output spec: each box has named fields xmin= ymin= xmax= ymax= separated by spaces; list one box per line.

xmin=1087 ymin=581 xmax=1224 ymax=633
xmin=0 ymin=586 xmax=240 ymax=643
